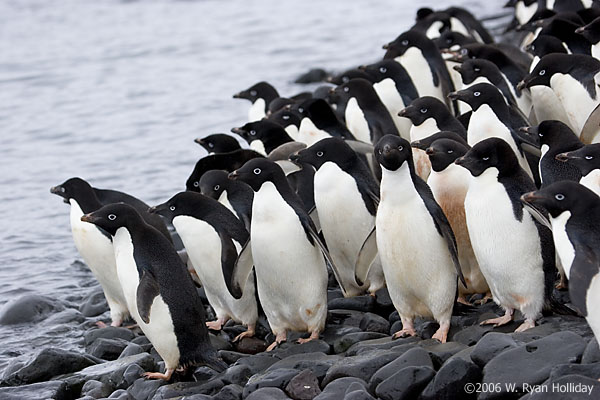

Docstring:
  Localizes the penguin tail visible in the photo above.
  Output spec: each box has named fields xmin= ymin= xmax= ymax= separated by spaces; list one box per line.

xmin=544 ymin=296 xmax=580 ymax=317
xmin=180 ymin=344 xmax=228 ymax=372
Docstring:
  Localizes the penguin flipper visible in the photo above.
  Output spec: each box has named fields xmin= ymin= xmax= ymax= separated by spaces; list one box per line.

xmin=569 ymin=243 xmax=600 ymax=315
xmin=308 ymin=206 xmax=321 ymax=232
xmin=308 ymin=225 xmax=347 ymax=295
xmin=580 ymin=102 xmax=600 ymax=144
xmin=345 ymin=140 xmax=375 ymax=155
xmin=137 ymin=270 xmax=160 ymax=324
xmin=231 ymin=239 xmax=254 ymax=300
xmin=219 ymin=232 xmax=240 ymax=299
xmin=520 ymin=199 xmax=552 ymax=229
xmin=275 ymin=160 xmax=303 ymax=175
xmin=354 ymin=226 xmax=378 ymax=287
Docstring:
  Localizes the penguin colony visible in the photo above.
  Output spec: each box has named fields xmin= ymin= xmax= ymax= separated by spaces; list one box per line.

xmin=51 ymin=0 xmax=600 ymax=381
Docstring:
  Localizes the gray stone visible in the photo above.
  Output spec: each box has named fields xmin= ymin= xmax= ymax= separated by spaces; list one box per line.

xmin=220 ymin=364 xmax=254 ymax=386
xmin=243 ymin=368 xmax=300 ymax=398
xmin=88 ymin=338 xmax=129 ymax=360
xmin=470 ymin=332 xmax=519 ymax=368
xmin=549 ymin=362 xmax=600 ymax=381
xmin=284 ymin=369 xmax=321 ymax=400
xmin=84 ymin=327 xmax=135 ymax=346
xmin=42 ymin=308 xmax=86 ymax=325
xmin=374 ymin=366 xmax=435 ymax=400
xmin=419 ymin=340 xmax=468 ymax=368
xmin=333 ymin=332 xmax=388 ymax=354
xmin=322 ymin=348 xmax=404 ymax=386
xmin=419 ymin=357 xmax=481 ymax=400
xmin=193 ymin=365 xmax=219 ymax=382
xmin=327 ymin=310 xmax=366 ymax=328
xmin=235 ymin=353 xmax=280 ymax=375
xmin=119 ymin=343 xmax=145 ymax=359
xmin=582 ymin=337 xmax=600 ymax=364
xmin=267 ymin=352 xmax=341 ymax=383
xmin=314 ymin=377 xmax=368 ymax=400
xmin=210 ymin=333 xmax=233 ymax=351
xmin=345 ymin=336 xmax=419 ymax=356
xmin=522 ymin=374 xmax=600 ymax=400
xmin=0 ymin=381 xmax=68 ymax=400
xmin=122 ymin=363 xmax=145 ymax=387
xmin=245 ymin=387 xmax=291 ymax=399
xmin=359 ymin=313 xmax=390 ymax=334
xmin=272 ymin=340 xmax=331 ymax=358
xmin=151 ymin=379 xmax=224 ymax=399
xmin=0 ymin=294 xmax=65 ymax=324
xmin=81 ymin=379 xmax=112 ymax=398
xmin=368 ymin=346 xmax=432 ymax=392
xmin=452 ymin=325 xmax=492 ymax=346
xmin=79 ymin=288 xmax=109 ymax=317
xmin=219 ymin=350 xmax=250 ymax=365
xmin=127 ymin=378 xmax=165 ymax=400
xmin=213 ymin=383 xmax=243 ymax=400
xmin=109 ymin=388 xmax=133 ymax=399
xmin=327 ymin=296 xmax=375 ymax=313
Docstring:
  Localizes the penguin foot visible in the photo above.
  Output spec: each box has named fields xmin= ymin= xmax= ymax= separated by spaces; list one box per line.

xmin=297 ymin=331 xmax=320 ymax=344
xmin=123 ymin=323 xmax=138 ymax=330
xmin=96 ymin=321 xmax=108 ymax=328
xmin=480 ymin=309 xmax=514 ymax=327
xmin=143 ymin=369 xmax=174 ymax=381
xmin=432 ymin=321 xmax=450 ymax=343
xmin=515 ymin=319 xmax=536 ymax=332
xmin=206 ymin=319 xmax=225 ymax=331
xmin=392 ymin=328 xmax=417 ymax=339
xmin=473 ymin=293 xmax=493 ymax=306
xmin=457 ymin=296 xmax=471 ymax=306
xmin=233 ymin=326 xmax=255 ymax=342
xmin=266 ymin=332 xmax=287 ymax=351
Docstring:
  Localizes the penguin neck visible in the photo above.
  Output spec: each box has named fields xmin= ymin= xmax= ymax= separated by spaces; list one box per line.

xmin=71 ymin=189 xmax=103 ymax=214
xmin=473 ymin=103 xmax=510 ymax=127
xmin=381 ymin=161 xmax=419 ymax=203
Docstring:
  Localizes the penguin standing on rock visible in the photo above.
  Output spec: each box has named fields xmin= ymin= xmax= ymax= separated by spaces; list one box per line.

xmin=81 ymin=203 xmax=226 ymax=380
xmin=358 ymin=135 xmax=465 ymax=343
xmin=557 ymin=143 xmax=600 ymax=196
xmin=233 ymin=81 xmax=279 ymax=122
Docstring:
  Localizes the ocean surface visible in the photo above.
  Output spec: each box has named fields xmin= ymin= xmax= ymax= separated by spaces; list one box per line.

xmin=0 ymin=0 xmax=503 ymax=373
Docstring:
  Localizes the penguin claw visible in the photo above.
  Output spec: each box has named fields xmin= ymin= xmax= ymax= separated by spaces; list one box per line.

xmin=456 ymin=296 xmax=471 ymax=306
xmin=143 ymin=369 xmax=174 ymax=381
xmin=95 ymin=321 xmax=108 ymax=328
xmin=233 ymin=328 xmax=255 ymax=343
xmin=206 ymin=320 xmax=224 ymax=331
xmin=515 ymin=319 xmax=536 ymax=332
xmin=392 ymin=329 xmax=417 ymax=339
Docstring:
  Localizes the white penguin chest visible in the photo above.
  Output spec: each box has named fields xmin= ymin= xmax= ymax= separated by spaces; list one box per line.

xmin=69 ymin=200 xmax=114 ymax=267
xmin=409 ymin=117 xmax=440 ymax=141
xmin=580 ymin=169 xmax=600 ymax=196
xmin=550 ymin=74 xmax=598 ymax=134
xmin=585 ymin=274 xmax=600 ymax=340
xmin=248 ymin=98 xmax=266 ymax=122
xmin=250 ymin=140 xmax=267 ymax=156
xmin=345 ymin=97 xmax=371 ymax=143
xmin=551 ymin=211 xmax=575 ymax=279
xmin=284 ymin=124 xmax=299 ymax=141
xmin=298 ymin=118 xmax=331 ymax=146
xmin=396 ymin=47 xmax=440 ymax=99
xmin=217 ymin=191 xmax=235 ymax=215
xmin=373 ymin=79 xmax=409 ymax=138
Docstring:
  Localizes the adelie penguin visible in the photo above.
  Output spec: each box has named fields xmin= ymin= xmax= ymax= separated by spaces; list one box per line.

xmin=50 ymin=177 xmax=172 ymax=327
xmin=232 ymin=120 xmax=293 ymax=156
xmin=81 ymin=203 xmax=226 ymax=380
xmin=195 ymin=134 xmax=241 ymax=154
xmin=233 ymin=81 xmax=279 ymax=122
xmin=291 ymin=137 xmax=385 ymax=298
xmin=296 ymin=98 xmax=355 ymax=146
xmin=557 ymin=143 xmax=600 ymax=196
xmin=149 ymin=192 xmax=258 ymax=342
xmin=576 ymin=16 xmax=600 ymax=60
xmin=455 ymin=138 xmax=557 ymax=332
xmin=356 ymin=135 xmax=465 ymax=343
xmin=229 ymin=159 xmax=345 ymax=350
xmin=521 ymin=181 xmax=600 ymax=343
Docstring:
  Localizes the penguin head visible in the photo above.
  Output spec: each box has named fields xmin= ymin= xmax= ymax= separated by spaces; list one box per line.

xmin=518 ymin=53 xmax=567 ymax=90
xmin=434 ymin=31 xmax=475 ymax=52
xmin=229 ymin=158 xmax=285 ymax=192
xmin=149 ymin=191 xmax=212 ymax=223
xmin=576 ymin=17 xmax=600 ymax=45
xmin=556 ymin=143 xmax=600 ymax=176
xmin=232 ymin=81 xmax=278 ymax=103
xmin=398 ymin=96 xmax=447 ymax=126
xmin=374 ymin=135 xmax=412 ymax=171
xmin=424 ymin=138 xmax=470 ymax=173
xmin=521 ymin=181 xmax=598 ymax=218
xmin=455 ymin=137 xmax=519 ymax=177
xmin=383 ymin=30 xmax=428 ymax=59
xmin=267 ymin=108 xmax=301 ymax=128
xmin=198 ymin=170 xmax=229 ymax=200
xmin=327 ymin=68 xmax=371 ymax=85
xmin=360 ymin=60 xmax=408 ymax=83
xmin=291 ymin=137 xmax=356 ymax=170
xmin=232 ymin=120 xmax=291 ymax=146
xmin=453 ymin=59 xmax=498 ymax=86
xmin=194 ymin=134 xmax=241 ymax=154
xmin=81 ymin=203 xmax=142 ymax=236
xmin=524 ymin=35 xmax=567 ymax=58
xmin=519 ymin=120 xmax=579 ymax=149
xmin=51 ymin=177 xmax=95 ymax=205
xmin=448 ymin=83 xmax=504 ymax=111
xmin=411 ymin=130 xmax=469 ymax=151
xmin=329 ymin=78 xmax=374 ymax=102
xmin=267 ymin=97 xmax=294 ymax=115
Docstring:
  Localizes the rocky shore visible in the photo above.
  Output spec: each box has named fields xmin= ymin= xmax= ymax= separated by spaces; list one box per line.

xmin=1 ymin=279 xmax=599 ymax=400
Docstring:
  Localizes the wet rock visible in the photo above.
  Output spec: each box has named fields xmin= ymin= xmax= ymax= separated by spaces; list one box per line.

xmin=419 ymin=340 xmax=468 ymax=368
xmin=108 ymin=388 xmax=132 ymax=399
xmin=272 ymin=340 xmax=331 ymax=358
xmin=452 ymin=325 xmax=492 ymax=346
xmin=344 ymin=389 xmax=376 ymax=400
xmin=359 ymin=313 xmax=390 ymax=334
xmin=419 ymin=358 xmax=481 ymax=400
xmin=549 ymin=362 xmax=600 ymax=381
xmin=119 ymin=343 xmax=145 ymax=359
xmin=448 ymin=346 xmax=476 ymax=363
xmin=321 ymin=326 xmax=362 ymax=348
xmin=284 ymin=369 xmax=321 ymax=399
xmin=220 ymin=364 xmax=254 ymax=386
xmin=213 ymin=384 xmax=243 ymax=400
xmin=243 ymin=368 xmax=299 ymax=398
xmin=333 ymin=332 xmax=388 ymax=354
xmin=235 ymin=353 xmax=280 ymax=375
xmin=346 ymin=336 xmax=419 ymax=356
xmin=127 ymin=377 xmax=165 ymax=400
xmin=368 ymin=346 xmax=433 ymax=391
xmin=416 ymin=321 xmax=439 ymax=340
xmin=219 ymin=350 xmax=250 ymax=365
xmin=0 ymin=294 xmax=65 ymax=324
xmin=122 ymin=363 xmax=145 ymax=387
xmin=234 ymin=337 xmax=268 ymax=354
xmin=131 ymin=336 xmax=151 ymax=346
xmin=88 ymin=338 xmax=130 ymax=360
xmin=511 ymin=315 xmax=592 ymax=343
xmin=295 ymin=68 xmax=328 ymax=84
xmin=522 ymin=374 xmax=600 ymax=400
xmin=81 ymin=379 xmax=113 ymax=398
xmin=374 ymin=366 xmax=435 ymax=400
xmin=1 ymin=356 xmax=27 ymax=380
xmin=470 ymin=332 xmax=519 ymax=368
xmin=327 ymin=310 xmax=365 ymax=328
xmin=480 ymin=331 xmax=587 ymax=399
xmin=210 ymin=333 xmax=233 ymax=351
xmin=193 ymin=366 xmax=219 ymax=382
xmin=314 ymin=377 xmax=368 ymax=400
xmin=374 ymin=288 xmax=394 ymax=311
xmin=0 ymin=381 xmax=68 ymax=400
xmin=321 ymin=348 xmax=404 ymax=385
xmin=79 ymin=288 xmax=109 ymax=317
xmin=582 ymin=337 xmax=600 ymax=364
xmin=42 ymin=308 xmax=86 ymax=325
xmin=246 ymin=387 xmax=291 ymax=399
xmin=152 ymin=379 xmax=224 ymax=399
xmin=1 ymin=347 xmax=98 ymax=386
xmin=328 ymin=296 xmax=375 ymax=313
xmin=267 ymin=352 xmax=341 ymax=383
xmin=84 ymin=327 xmax=135 ymax=346
xmin=389 ymin=321 xmax=403 ymax=336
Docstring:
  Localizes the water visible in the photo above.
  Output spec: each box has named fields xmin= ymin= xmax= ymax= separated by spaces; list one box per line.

xmin=0 ymin=0 xmax=501 ymax=373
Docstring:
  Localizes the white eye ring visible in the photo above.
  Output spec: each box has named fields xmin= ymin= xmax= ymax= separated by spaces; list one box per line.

xmin=193 ymin=181 xmax=199 ymax=187
xmin=343 ymin=86 xmax=349 ymax=92
xmin=380 ymin=67 xmax=387 ymax=73
xmin=448 ymin=150 xmax=453 ymax=154
xmin=208 ymin=142 xmax=214 ymax=148
xmin=460 ymin=48 xmax=468 ymax=55
xmin=474 ymin=67 xmax=481 ymax=72
xmin=298 ymin=107 xmax=304 ymax=113
xmin=482 ymin=156 xmax=489 ymax=161
xmin=316 ymin=151 xmax=324 ymax=157
xmin=401 ymin=40 xmax=408 ymax=46
xmin=342 ymin=77 xmax=349 ymax=83
xmin=586 ymin=155 xmax=593 ymax=160
xmin=169 ymin=206 xmax=175 ymax=211
xmin=398 ymin=146 xmax=403 ymax=151
xmin=555 ymin=194 xmax=564 ymax=201
xmin=378 ymin=149 xmax=383 ymax=155
xmin=108 ymin=214 xmax=116 ymax=221
xmin=539 ymin=70 xmax=545 ymax=76
xmin=420 ymin=108 xmax=427 ymax=114
xmin=253 ymin=168 xmax=261 ymax=175
xmin=214 ymin=185 xmax=220 ymax=191
xmin=250 ymin=130 xmax=256 ymax=136
xmin=60 ymin=187 xmax=66 ymax=192
xmin=474 ymin=91 xmax=481 ymax=97
xmin=250 ymin=90 xmax=257 ymax=96
xmin=282 ymin=115 xmax=290 ymax=120
xmin=539 ymin=133 xmax=544 ymax=137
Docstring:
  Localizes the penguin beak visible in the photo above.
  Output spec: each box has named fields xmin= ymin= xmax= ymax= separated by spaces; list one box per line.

xmin=425 ymin=147 xmax=435 ymax=156
xmin=575 ymin=26 xmax=586 ymax=35
xmin=382 ymin=144 xmax=394 ymax=155
xmin=517 ymin=78 xmax=530 ymax=91
xmin=50 ymin=185 xmax=70 ymax=203
xmin=410 ymin=140 xmax=426 ymax=150
xmin=452 ymin=65 xmax=462 ymax=73
xmin=556 ymin=152 xmax=578 ymax=162
xmin=194 ymin=138 xmax=204 ymax=145
xmin=289 ymin=151 xmax=301 ymax=164
xmin=382 ymin=43 xmax=390 ymax=50
xmin=454 ymin=156 xmax=466 ymax=166
xmin=231 ymin=127 xmax=243 ymax=135
xmin=517 ymin=126 xmax=540 ymax=147
xmin=232 ymin=92 xmax=242 ymax=99
xmin=329 ymin=88 xmax=336 ymax=95
xmin=398 ymin=106 xmax=412 ymax=117
xmin=81 ymin=213 xmax=101 ymax=224
xmin=447 ymin=91 xmax=462 ymax=101
xmin=520 ymin=191 xmax=544 ymax=204
xmin=228 ymin=170 xmax=240 ymax=180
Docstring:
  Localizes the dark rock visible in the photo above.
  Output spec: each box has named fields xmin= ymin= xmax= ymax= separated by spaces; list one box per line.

xmin=193 ymin=366 xmax=219 ymax=382
xmin=0 ymin=381 xmax=68 ymax=400
xmin=388 ymin=311 xmax=399 ymax=324
xmin=284 ymin=369 xmax=321 ymax=400
xmin=246 ymin=387 xmax=291 ymax=399
xmin=452 ymin=325 xmax=492 ymax=346
xmin=0 ymin=294 xmax=65 ymax=324
xmin=243 ymin=368 xmax=299 ymax=398
xmin=374 ymin=288 xmax=394 ymax=310
xmin=419 ymin=340 xmax=468 ymax=368
xmin=81 ymin=379 xmax=113 ymax=398
xmin=273 ymin=340 xmax=331 ymax=358
xmin=234 ymin=337 xmax=268 ymax=354
xmin=389 ymin=321 xmax=403 ymax=336
xmin=295 ymin=68 xmax=329 ymax=84
xmin=359 ymin=313 xmax=390 ymax=334
xmin=121 ymin=363 xmax=145 ymax=387
xmin=522 ymin=374 xmax=600 ymax=400
xmin=582 ymin=337 xmax=600 ymax=364
xmin=152 ymin=379 xmax=224 ymax=399
xmin=84 ymin=327 xmax=135 ymax=346
xmin=119 ymin=343 xmax=145 ymax=359
xmin=333 ymin=332 xmax=388 ymax=354
xmin=344 ymin=389 xmax=376 ymax=400
xmin=127 ymin=377 xmax=165 ymax=400
xmin=220 ymin=364 xmax=254 ymax=386
xmin=210 ymin=333 xmax=232 ymax=351
xmin=79 ymin=288 xmax=109 ymax=317
xmin=267 ymin=352 xmax=341 ymax=383
xmin=108 ymin=388 xmax=133 ymax=399
xmin=374 ymin=366 xmax=435 ymax=400
xmin=470 ymin=332 xmax=519 ymax=368
xmin=214 ymin=384 xmax=243 ymax=400
xmin=328 ymin=296 xmax=375 ymax=313
xmin=419 ymin=357 xmax=481 ymax=400
xmin=1 ymin=347 xmax=97 ymax=385
xmin=176 ymin=394 xmax=213 ymax=400
xmin=322 ymin=348 xmax=404 ymax=386
xmin=131 ymin=336 xmax=151 ymax=346
xmin=219 ymin=350 xmax=250 ymax=365
xmin=42 ymin=308 xmax=86 ymax=325
xmin=327 ymin=310 xmax=366 ymax=328
xmin=480 ymin=331 xmax=587 ymax=399
xmin=511 ymin=315 xmax=593 ymax=343
xmin=88 ymin=338 xmax=129 ymax=360
xmin=235 ymin=353 xmax=280 ymax=375
xmin=448 ymin=346 xmax=476 ymax=363
xmin=368 ymin=346 xmax=432 ymax=392
xmin=321 ymin=326 xmax=362 ymax=348
xmin=313 ymin=377 xmax=368 ymax=400
xmin=416 ymin=321 xmax=439 ymax=340
xmin=549 ymin=362 xmax=600 ymax=381
xmin=327 ymin=289 xmax=344 ymax=302
xmin=346 ymin=336 xmax=419 ymax=356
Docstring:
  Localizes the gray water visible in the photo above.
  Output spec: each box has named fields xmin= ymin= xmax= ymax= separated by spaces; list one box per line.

xmin=0 ymin=0 xmax=500 ymax=373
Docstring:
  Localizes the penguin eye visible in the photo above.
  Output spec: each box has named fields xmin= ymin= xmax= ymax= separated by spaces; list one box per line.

xmin=530 ymin=45 xmax=535 ymax=51
xmin=214 ymin=185 xmax=220 ymax=191
xmin=253 ymin=168 xmax=261 ymax=175
xmin=108 ymin=214 xmax=116 ymax=221
xmin=401 ymin=39 xmax=409 ymax=46
xmin=482 ymin=156 xmax=490 ymax=161
xmin=282 ymin=114 xmax=290 ymax=120
xmin=193 ymin=181 xmax=199 ymax=187
xmin=539 ymin=70 xmax=545 ymax=76
xmin=585 ymin=155 xmax=593 ymax=160
xmin=379 ymin=67 xmax=387 ymax=73
xmin=446 ymin=38 xmax=452 ymax=44
xmin=60 ymin=187 xmax=66 ymax=193
xmin=343 ymin=86 xmax=349 ymax=93
xmin=447 ymin=149 xmax=453 ymax=154
xmin=460 ymin=48 xmax=468 ymax=55
xmin=208 ymin=142 xmax=214 ymax=148
xmin=250 ymin=90 xmax=257 ymax=96
xmin=342 ymin=77 xmax=349 ymax=83
xmin=316 ymin=151 xmax=324 ymax=157
xmin=538 ymin=133 xmax=543 ymax=137
xmin=474 ymin=91 xmax=481 ymax=97
xmin=298 ymin=107 xmax=304 ymax=113
xmin=398 ymin=145 xmax=404 ymax=151
xmin=250 ymin=130 xmax=256 ymax=136
xmin=169 ymin=206 xmax=175 ymax=211
xmin=420 ymin=108 xmax=428 ymax=114
xmin=555 ymin=194 xmax=565 ymax=201
xmin=378 ymin=149 xmax=383 ymax=155
xmin=474 ymin=67 xmax=481 ymax=72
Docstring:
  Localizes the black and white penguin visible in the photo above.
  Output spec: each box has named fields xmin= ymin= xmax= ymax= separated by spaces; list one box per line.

xmin=50 ymin=177 xmax=172 ymax=327
xmin=538 ymin=16 xmax=591 ymax=55
xmin=267 ymin=108 xmax=302 ymax=141
xmin=519 ymin=120 xmax=583 ymax=186
xmin=421 ymin=138 xmax=490 ymax=304
xmin=556 ymin=143 xmax=600 ymax=195
xmin=229 ymin=159 xmax=344 ymax=350
xmin=327 ymin=68 xmax=372 ymax=85
xmin=290 ymin=137 xmax=385 ymax=297
xmin=455 ymin=138 xmax=555 ymax=332
xmin=81 ymin=203 xmax=225 ymax=380
xmin=232 ymin=120 xmax=293 ymax=156
xmin=233 ymin=81 xmax=279 ymax=122
xmin=195 ymin=134 xmax=241 ymax=154
xmin=296 ymin=98 xmax=355 ymax=146
xmin=576 ymin=16 xmax=600 ymax=60
xmin=198 ymin=169 xmax=254 ymax=231
xmin=521 ymin=181 xmax=600 ymax=342
xmin=361 ymin=135 xmax=464 ymax=343
xmin=519 ymin=53 xmax=600 ymax=141
xmin=149 ymin=192 xmax=258 ymax=342
xmin=410 ymin=130 xmax=470 ymax=151
xmin=383 ymin=30 xmax=457 ymax=112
